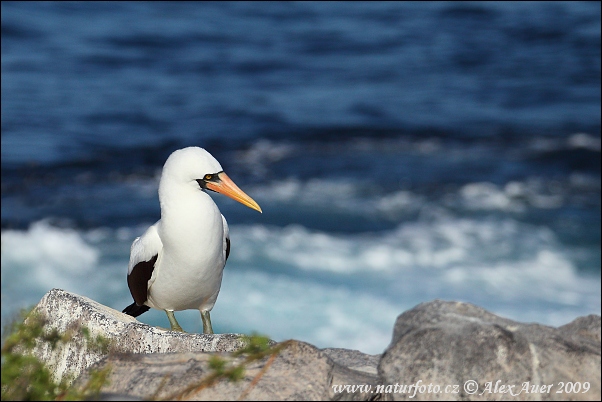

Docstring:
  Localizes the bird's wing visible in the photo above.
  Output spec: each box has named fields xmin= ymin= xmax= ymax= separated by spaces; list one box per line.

xmin=222 ymin=214 xmax=230 ymax=262
xmin=127 ymin=222 xmax=162 ymax=306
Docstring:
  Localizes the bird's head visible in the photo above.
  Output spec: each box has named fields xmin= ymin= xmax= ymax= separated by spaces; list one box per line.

xmin=162 ymin=147 xmax=262 ymax=213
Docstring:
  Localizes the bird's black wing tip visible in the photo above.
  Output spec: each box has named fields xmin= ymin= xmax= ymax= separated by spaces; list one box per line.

xmin=122 ymin=302 xmax=150 ymax=317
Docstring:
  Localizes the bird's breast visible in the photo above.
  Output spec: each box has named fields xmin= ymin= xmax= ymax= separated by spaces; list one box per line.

xmin=148 ymin=189 xmax=227 ymax=310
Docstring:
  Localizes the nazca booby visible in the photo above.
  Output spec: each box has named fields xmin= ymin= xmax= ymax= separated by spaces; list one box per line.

xmin=122 ymin=147 xmax=261 ymax=333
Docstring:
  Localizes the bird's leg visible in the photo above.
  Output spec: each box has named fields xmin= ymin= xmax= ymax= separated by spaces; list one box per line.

xmin=201 ymin=310 xmax=214 ymax=334
xmin=165 ymin=310 xmax=184 ymax=332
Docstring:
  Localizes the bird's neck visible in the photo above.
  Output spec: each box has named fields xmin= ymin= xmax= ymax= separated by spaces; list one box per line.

xmin=158 ymin=183 xmax=223 ymax=252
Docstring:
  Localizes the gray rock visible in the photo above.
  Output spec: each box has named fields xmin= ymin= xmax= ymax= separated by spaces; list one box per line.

xmin=78 ymin=341 xmax=379 ymax=401
xmin=23 ymin=289 xmax=601 ymax=401
xmin=559 ymin=314 xmax=601 ymax=344
xmin=29 ymin=288 xmax=379 ymax=400
xmin=322 ymin=347 xmax=381 ymax=377
xmin=29 ymin=288 xmax=263 ymax=383
xmin=378 ymin=300 xmax=601 ymax=401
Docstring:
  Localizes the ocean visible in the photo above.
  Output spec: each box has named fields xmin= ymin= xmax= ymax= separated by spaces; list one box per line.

xmin=1 ymin=1 xmax=600 ymax=354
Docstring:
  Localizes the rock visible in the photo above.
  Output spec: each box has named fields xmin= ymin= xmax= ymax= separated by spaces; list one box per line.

xmin=78 ymin=340 xmax=379 ymax=401
xmin=378 ymin=300 xmax=601 ymax=401
xmin=29 ymin=288 xmax=264 ymax=383
xmin=22 ymin=289 xmax=601 ymax=401
xmin=29 ymin=288 xmax=379 ymax=400
xmin=559 ymin=314 xmax=601 ymax=344
xmin=322 ymin=348 xmax=381 ymax=381
xmin=321 ymin=347 xmax=381 ymax=377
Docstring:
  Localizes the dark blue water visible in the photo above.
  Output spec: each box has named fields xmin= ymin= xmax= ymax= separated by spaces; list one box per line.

xmin=1 ymin=2 xmax=600 ymax=353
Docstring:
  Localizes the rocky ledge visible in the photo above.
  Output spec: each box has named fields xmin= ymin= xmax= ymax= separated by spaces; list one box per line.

xmin=24 ymin=289 xmax=601 ymax=400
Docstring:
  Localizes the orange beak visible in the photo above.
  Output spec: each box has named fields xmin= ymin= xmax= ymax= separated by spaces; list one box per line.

xmin=205 ymin=172 xmax=262 ymax=213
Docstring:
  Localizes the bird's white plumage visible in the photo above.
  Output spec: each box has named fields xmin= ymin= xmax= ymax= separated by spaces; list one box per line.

xmin=128 ymin=147 xmax=230 ymax=313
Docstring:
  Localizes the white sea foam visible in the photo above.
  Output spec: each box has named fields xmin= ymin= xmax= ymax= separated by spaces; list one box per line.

xmin=248 ymin=177 xmax=426 ymax=222
xmin=234 ymin=140 xmax=295 ymax=177
xmin=456 ymin=179 xmax=570 ymax=211
xmin=567 ymin=133 xmax=601 ymax=151
xmin=214 ymin=269 xmax=402 ymax=353
xmin=230 ymin=218 xmax=564 ymax=273
xmin=1 ymin=220 xmax=100 ymax=323
xmin=217 ymin=220 xmax=600 ymax=352
xmin=248 ymin=176 xmax=587 ymax=225
xmin=2 ymin=217 xmax=599 ymax=354
xmin=1 ymin=220 xmax=98 ymax=279
xmin=460 ymin=182 xmax=526 ymax=212
xmin=219 ymin=218 xmax=599 ymax=353
xmin=250 ymin=178 xmax=362 ymax=206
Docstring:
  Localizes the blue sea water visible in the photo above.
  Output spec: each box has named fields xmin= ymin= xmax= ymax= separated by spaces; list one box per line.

xmin=1 ymin=2 xmax=600 ymax=354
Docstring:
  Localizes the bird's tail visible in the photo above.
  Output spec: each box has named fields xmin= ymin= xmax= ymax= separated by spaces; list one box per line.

xmin=122 ymin=302 xmax=150 ymax=317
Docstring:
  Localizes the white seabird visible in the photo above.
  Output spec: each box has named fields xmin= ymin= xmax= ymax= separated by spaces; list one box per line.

xmin=122 ymin=147 xmax=261 ymax=333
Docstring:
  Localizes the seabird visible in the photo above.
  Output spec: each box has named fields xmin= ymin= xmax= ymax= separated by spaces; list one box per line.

xmin=122 ymin=147 xmax=261 ymax=333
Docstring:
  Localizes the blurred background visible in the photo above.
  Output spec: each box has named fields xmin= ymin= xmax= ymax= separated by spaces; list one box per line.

xmin=1 ymin=2 xmax=600 ymax=354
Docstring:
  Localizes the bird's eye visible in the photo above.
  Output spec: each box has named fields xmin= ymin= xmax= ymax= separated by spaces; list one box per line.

xmin=204 ymin=174 xmax=213 ymax=181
